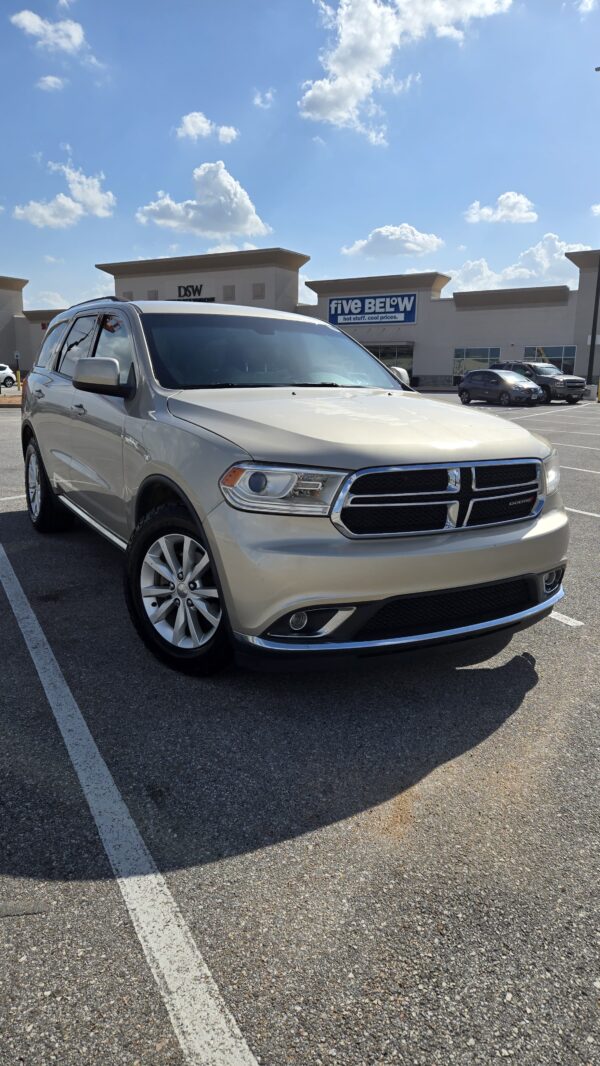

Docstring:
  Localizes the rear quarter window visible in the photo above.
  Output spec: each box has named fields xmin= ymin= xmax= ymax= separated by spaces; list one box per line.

xmin=35 ymin=321 xmax=69 ymax=369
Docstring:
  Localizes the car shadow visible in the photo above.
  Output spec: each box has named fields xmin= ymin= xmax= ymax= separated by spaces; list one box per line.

xmin=0 ymin=510 xmax=539 ymax=882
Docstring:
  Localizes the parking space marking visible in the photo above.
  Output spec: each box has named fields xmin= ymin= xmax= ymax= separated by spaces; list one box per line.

xmin=566 ymin=507 xmax=600 ymax=519
xmin=561 ymin=466 xmax=600 ymax=474
xmin=0 ymin=543 xmax=258 ymax=1066
xmin=0 ymin=493 xmax=26 ymax=501
xmin=503 ymin=402 xmax=594 ymax=420
xmin=551 ymin=442 xmax=600 ymax=451
xmin=552 ymin=611 xmax=585 ymax=628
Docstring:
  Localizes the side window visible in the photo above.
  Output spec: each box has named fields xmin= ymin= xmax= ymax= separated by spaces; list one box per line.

xmin=93 ymin=314 xmax=136 ymax=386
xmin=36 ymin=321 xmax=69 ymax=369
xmin=57 ymin=316 xmax=98 ymax=378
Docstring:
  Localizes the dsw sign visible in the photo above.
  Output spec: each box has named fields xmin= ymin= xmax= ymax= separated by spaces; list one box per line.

xmin=178 ymin=284 xmax=204 ymax=298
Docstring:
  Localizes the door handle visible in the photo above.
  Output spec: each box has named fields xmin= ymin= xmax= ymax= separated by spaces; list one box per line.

xmin=71 ymin=403 xmax=86 ymax=415
xmin=33 ymin=388 xmax=45 ymax=398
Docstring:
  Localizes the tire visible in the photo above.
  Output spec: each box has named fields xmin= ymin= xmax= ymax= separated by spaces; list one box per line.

xmin=459 ymin=390 xmax=471 ymax=405
xmin=124 ymin=503 xmax=231 ymax=675
xmin=24 ymin=439 xmax=72 ymax=533
xmin=500 ymin=392 xmax=510 ymax=407
xmin=566 ymin=396 xmax=579 ymax=404
xmin=541 ymin=387 xmax=552 ymax=405
xmin=3 ymin=376 xmax=15 ymax=388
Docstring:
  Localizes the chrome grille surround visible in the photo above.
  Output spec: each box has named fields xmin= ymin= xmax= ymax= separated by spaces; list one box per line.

xmin=331 ymin=459 xmax=545 ymax=539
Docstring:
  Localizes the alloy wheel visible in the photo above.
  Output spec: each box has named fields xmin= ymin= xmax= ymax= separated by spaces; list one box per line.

xmin=27 ymin=451 xmax=41 ymax=519
xmin=140 ymin=533 xmax=221 ymax=648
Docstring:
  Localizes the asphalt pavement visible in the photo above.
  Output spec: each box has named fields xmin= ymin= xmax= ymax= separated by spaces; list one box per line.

xmin=0 ymin=398 xmax=598 ymax=1065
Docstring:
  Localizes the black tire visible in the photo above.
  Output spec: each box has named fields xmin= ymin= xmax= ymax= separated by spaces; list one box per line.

xmin=3 ymin=376 xmax=15 ymax=388
xmin=541 ymin=386 xmax=552 ymax=404
xmin=459 ymin=390 xmax=471 ymax=405
xmin=24 ymin=439 xmax=72 ymax=533
xmin=124 ymin=503 xmax=231 ymax=675
xmin=500 ymin=392 xmax=510 ymax=407
xmin=566 ymin=396 xmax=579 ymax=404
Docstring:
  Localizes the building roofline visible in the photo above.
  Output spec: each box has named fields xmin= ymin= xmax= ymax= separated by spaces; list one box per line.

xmin=23 ymin=308 xmax=65 ymax=321
xmin=306 ymin=273 xmax=451 ymax=296
xmin=452 ymin=285 xmax=571 ymax=310
xmin=565 ymin=249 xmax=600 ymax=270
xmin=96 ymin=247 xmax=310 ymax=278
xmin=0 ymin=275 xmax=28 ymax=292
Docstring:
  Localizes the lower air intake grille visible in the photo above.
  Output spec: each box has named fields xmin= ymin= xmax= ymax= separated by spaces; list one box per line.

xmin=357 ymin=579 xmax=535 ymax=641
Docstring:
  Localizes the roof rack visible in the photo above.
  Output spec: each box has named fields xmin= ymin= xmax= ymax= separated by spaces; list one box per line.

xmin=67 ymin=295 xmax=124 ymax=310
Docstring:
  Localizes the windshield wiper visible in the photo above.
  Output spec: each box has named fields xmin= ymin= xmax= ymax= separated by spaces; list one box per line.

xmin=286 ymin=381 xmax=343 ymax=387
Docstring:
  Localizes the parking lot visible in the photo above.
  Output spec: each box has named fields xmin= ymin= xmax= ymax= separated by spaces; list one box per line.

xmin=0 ymin=397 xmax=598 ymax=1065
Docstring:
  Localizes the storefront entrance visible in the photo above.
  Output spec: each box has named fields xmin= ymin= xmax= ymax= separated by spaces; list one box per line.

xmin=366 ymin=344 xmax=414 ymax=380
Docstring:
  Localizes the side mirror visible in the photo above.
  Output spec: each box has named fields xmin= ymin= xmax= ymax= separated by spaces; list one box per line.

xmin=390 ymin=365 xmax=410 ymax=387
xmin=73 ymin=357 xmax=134 ymax=399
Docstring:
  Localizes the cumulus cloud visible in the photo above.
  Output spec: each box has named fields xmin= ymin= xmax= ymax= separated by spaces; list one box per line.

xmin=10 ymin=9 xmax=102 ymax=68
xmin=136 ymin=161 xmax=271 ymax=239
xmin=577 ymin=1 xmax=596 ymax=14
xmin=448 ymin=233 xmax=589 ymax=292
xmin=342 ymin=222 xmax=444 ymax=257
xmin=14 ymin=160 xmax=116 ymax=228
xmin=253 ymin=88 xmax=276 ymax=109
xmin=36 ymin=74 xmax=67 ymax=91
xmin=299 ymin=0 xmax=512 ymax=143
xmin=465 ymin=191 xmax=538 ymax=223
xmin=176 ymin=111 xmax=239 ymax=144
xmin=592 ymin=203 xmax=600 ymax=216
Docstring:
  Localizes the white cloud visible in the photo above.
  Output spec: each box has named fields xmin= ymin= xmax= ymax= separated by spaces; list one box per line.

xmin=448 ymin=233 xmax=590 ymax=292
xmin=299 ymin=0 xmax=512 ymax=143
xmin=10 ymin=9 xmax=102 ymax=68
xmin=57 ymin=0 xmax=77 ymax=7
xmin=206 ymin=241 xmax=258 ymax=253
xmin=14 ymin=159 xmax=115 ymax=228
xmin=465 ymin=190 xmax=538 ymax=223
xmin=342 ymin=222 xmax=444 ymax=257
xmin=176 ymin=111 xmax=239 ymax=144
xmin=253 ymin=88 xmax=276 ymax=109
xmin=577 ymin=1 xmax=596 ymax=14
xmin=136 ymin=161 xmax=271 ymax=239
xmin=44 ymin=254 xmax=64 ymax=263
xmin=591 ymin=202 xmax=600 ymax=216
xmin=36 ymin=74 xmax=67 ymax=91
xmin=299 ymin=274 xmax=319 ymax=305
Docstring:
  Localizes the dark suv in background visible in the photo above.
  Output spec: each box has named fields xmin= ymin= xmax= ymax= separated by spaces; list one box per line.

xmin=491 ymin=361 xmax=586 ymax=404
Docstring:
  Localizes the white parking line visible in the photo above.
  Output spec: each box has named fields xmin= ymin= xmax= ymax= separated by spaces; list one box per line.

xmin=0 ymin=544 xmax=258 ymax=1066
xmin=561 ymin=465 xmax=600 ymax=474
xmin=503 ymin=402 xmax=594 ymax=420
xmin=566 ymin=507 xmax=600 ymax=518
xmin=552 ymin=611 xmax=585 ymax=628
xmin=0 ymin=493 xmax=26 ymax=501
xmin=551 ymin=442 xmax=600 ymax=451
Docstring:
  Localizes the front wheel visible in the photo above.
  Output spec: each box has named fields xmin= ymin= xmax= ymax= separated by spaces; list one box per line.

xmin=459 ymin=390 xmax=471 ymax=405
xmin=542 ymin=387 xmax=552 ymax=404
xmin=566 ymin=396 xmax=579 ymax=404
xmin=500 ymin=392 xmax=511 ymax=407
xmin=124 ymin=503 xmax=231 ymax=675
xmin=3 ymin=376 xmax=15 ymax=388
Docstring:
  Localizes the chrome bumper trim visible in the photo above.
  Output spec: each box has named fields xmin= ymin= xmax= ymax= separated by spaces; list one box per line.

xmin=235 ymin=587 xmax=564 ymax=654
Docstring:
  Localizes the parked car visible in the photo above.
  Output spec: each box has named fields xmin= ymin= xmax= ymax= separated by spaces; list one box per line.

xmin=0 ymin=363 xmax=15 ymax=388
xmin=22 ymin=298 xmax=568 ymax=674
xmin=458 ymin=369 xmax=543 ymax=407
xmin=490 ymin=361 xmax=586 ymax=404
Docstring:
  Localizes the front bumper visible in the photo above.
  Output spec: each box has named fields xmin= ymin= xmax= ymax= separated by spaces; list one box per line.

xmin=203 ymin=496 xmax=569 ymax=652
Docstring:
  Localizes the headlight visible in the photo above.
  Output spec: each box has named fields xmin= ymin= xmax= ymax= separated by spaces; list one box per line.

xmin=543 ymin=451 xmax=561 ymax=495
xmin=219 ymin=463 xmax=347 ymax=514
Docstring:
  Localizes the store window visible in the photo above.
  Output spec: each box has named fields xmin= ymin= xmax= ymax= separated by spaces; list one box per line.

xmin=366 ymin=344 xmax=413 ymax=378
xmin=147 ymin=289 xmax=159 ymax=300
xmin=122 ymin=291 xmax=133 ymax=301
xmin=523 ymin=346 xmax=576 ymax=373
xmin=252 ymin=282 xmax=265 ymax=300
xmin=453 ymin=347 xmax=501 ymax=382
xmin=223 ymin=284 xmax=235 ymax=301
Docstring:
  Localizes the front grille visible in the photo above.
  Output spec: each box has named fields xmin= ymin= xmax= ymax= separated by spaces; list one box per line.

xmin=357 ymin=579 xmax=535 ymax=641
xmin=334 ymin=461 xmax=542 ymax=538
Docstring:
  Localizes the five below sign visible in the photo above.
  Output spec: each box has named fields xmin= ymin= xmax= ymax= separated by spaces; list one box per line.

xmin=328 ymin=293 xmax=417 ymax=325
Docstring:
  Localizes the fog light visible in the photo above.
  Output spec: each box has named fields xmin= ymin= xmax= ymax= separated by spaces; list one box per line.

xmin=289 ymin=610 xmax=309 ymax=632
xmin=543 ymin=570 xmax=562 ymax=595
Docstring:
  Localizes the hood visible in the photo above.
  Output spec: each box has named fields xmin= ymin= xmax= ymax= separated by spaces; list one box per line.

xmin=168 ymin=387 xmax=552 ymax=469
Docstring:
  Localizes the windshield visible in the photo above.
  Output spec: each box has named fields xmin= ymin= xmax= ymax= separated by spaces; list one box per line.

xmin=141 ymin=313 xmax=400 ymax=390
xmin=530 ymin=364 xmax=561 ymax=376
xmin=498 ymin=371 xmax=534 ymax=383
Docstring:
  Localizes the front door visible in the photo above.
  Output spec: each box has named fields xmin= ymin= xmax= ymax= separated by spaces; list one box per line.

xmin=68 ymin=312 xmax=137 ymax=539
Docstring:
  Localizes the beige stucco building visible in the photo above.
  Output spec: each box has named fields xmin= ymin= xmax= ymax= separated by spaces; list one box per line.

xmin=2 ymin=246 xmax=599 ymax=385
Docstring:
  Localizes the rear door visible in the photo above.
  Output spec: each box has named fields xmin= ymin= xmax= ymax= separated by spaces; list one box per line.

xmin=68 ymin=311 xmax=137 ymax=539
xmin=482 ymin=371 xmax=499 ymax=401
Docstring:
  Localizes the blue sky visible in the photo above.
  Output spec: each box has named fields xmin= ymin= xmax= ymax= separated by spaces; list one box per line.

xmin=1 ymin=0 xmax=599 ymax=308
